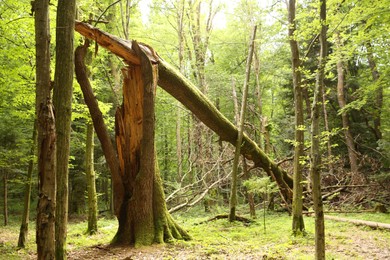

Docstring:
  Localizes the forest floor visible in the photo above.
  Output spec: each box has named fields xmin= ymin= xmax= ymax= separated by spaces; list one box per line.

xmin=1 ymin=207 xmax=390 ymax=259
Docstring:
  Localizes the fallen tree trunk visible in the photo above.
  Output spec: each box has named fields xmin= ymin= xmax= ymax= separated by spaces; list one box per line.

xmin=158 ymin=60 xmax=293 ymax=205
xmin=324 ymin=215 xmax=390 ymax=230
xmin=74 ymin=21 xmax=293 ymax=205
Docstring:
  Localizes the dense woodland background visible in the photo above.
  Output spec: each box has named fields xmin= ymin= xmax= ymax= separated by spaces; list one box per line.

xmin=0 ymin=0 xmax=389 ymax=237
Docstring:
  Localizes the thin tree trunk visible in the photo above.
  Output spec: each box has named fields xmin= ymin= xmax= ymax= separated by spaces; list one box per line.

xmin=18 ymin=120 xmax=37 ymax=247
xmin=321 ymin=89 xmax=334 ymax=175
xmin=288 ymin=0 xmax=305 ymax=233
xmin=53 ymin=1 xmax=76 ymax=258
xmin=366 ymin=42 xmax=382 ymax=141
xmin=262 ymin=116 xmax=271 ymax=154
xmin=86 ymin=122 xmax=98 ymax=234
xmin=254 ymin=51 xmax=263 ymax=149
xmin=335 ymin=33 xmax=359 ymax=175
xmin=3 ymin=171 xmax=8 ymax=226
xmin=176 ymin=0 xmax=185 ymax=181
xmin=229 ymin=25 xmax=257 ymax=222
xmin=35 ymin=0 xmax=56 ymax=258
xmin=244 ymin=157 xmax=256 ymax=218
xmin=310 ymin=0 xmax=327 ymax=258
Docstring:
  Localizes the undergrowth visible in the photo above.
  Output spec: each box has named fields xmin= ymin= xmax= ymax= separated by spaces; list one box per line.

xmin=0 ymin=205 xmax=389 ymax=259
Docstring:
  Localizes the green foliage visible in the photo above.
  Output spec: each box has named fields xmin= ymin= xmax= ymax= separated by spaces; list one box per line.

xmin=243 ymin=176 xmax=278 ymax=196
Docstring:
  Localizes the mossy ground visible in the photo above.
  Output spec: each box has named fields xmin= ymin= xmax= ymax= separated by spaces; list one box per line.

xmin=0 ymin=206 xmax=389 ymax=259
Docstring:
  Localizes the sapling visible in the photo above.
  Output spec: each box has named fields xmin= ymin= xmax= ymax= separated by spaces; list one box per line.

xmin=243 ymin=176 xmax=278 ymax=234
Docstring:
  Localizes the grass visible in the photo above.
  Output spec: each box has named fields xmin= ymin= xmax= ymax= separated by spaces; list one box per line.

xmin=0 ymin=206 xmax=389 ymax=259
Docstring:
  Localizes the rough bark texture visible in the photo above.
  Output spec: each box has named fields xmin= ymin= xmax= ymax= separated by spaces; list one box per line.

xmin=288 ymin=0 xmax=305 ymax=232
xmin=18 ymin=121 xmax=37 ymax=248
xmin=35 ymin=0 xmax=56 ymax=258
xmin=75 ymin=36 xmax=190 ymax=246
xmin=86 ymin=122 xmax=98 ymax=235
xmin=310 ymin=1 xmax=327 ymax=258
xmin=74 ymin=21 xmax=293 ymax=206
xmin=112 ymin=42 xmax=190 ymax=246
xmin=53 ymin=1 xmax=76 ymax=258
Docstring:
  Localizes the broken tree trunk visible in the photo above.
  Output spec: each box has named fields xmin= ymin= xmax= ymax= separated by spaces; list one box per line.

xmin=74 ymin=21 xmax=293 ymax=206
xmin=75 ymin=37 xmax=190 ymax=246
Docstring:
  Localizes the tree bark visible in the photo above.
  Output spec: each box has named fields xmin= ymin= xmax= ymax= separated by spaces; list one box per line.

xmin=53 ymin=1 xmax=76 ymax=258
xmin=74 ymin=21 xmax=293 ymax=206
xmin=18 ymin=120 xmax=37 ymax=247
xmin=175 ymin=0 xmax=185 ymax=182
xmin=288 ymin=0 xmax=305 ymax=233
xmin=3 ymin=171 xmax=8 ymax=226
xmin=86 ymin=122 xmax=98 ymax=235
xmin=324 ymin=215 xmax=390 ymax=230
xmin=335 ymin=33 xmax=359 ymax=175
xmin=158 ymin=60 xmax=293 ymax=205
xmin=75 ymin=40 xmax=124 ymax=216
xmin=229 ymin=25 xmax=257 ymax=222
xmin=321 ymin=88 xmax=334 ymax=175
xmin=75 ymin=38 xmax=190 ymax=246
xmin=112 ymin=42 xmax=190 ymax=246
xmin=310 ymin=1 xmax=327 ymax=258
xmin=366 ymin=42 xmax=382 ymax=141
xmin=35 ymin=0 xmax=56 ymax=258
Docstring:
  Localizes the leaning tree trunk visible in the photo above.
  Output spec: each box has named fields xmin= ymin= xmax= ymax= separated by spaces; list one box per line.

xmin=74 ymin=21 xmax=294 ymax=207
xmin=229 ymin=25 xmax=257 ymax=222
xmin=75 ymin=38 xmax=190 ymax=246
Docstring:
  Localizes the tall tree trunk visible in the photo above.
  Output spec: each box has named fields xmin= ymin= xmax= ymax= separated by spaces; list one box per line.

xmin=3 ymin=171 xmax=7 ymax=226
xmin=229 ymin=25 xmax=257 ymax=222
xmin=366 ymin=42 xmax=382 ymax=141
xmin=288 ymin=0 xmax=305 ymax=233
xmin=188 ymin=0 xmax=218 ymax=212
xmin=86 ymin=122 xmax=98 ymax=235
xmin=254 ymin=51 xmax=263 ymax=149
xmin=335 ymin=33 xmax=359 ymax=175
xmin=18 ymin=120 xmax=37 ymax=247
xmin=310 ymin=1 xmax=327 ymax=258
xmin=53 ymin=1 xmax=76 ymax=258
xmin=321 ymin=89 xmax=334 ymax=175
xmin=175 ymin=0 xmax=185 ymax=182
xmin=35 ymin=0 xmax=56 ymax=258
